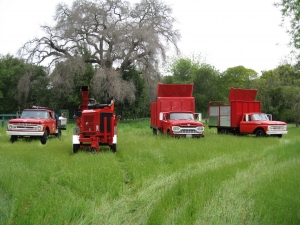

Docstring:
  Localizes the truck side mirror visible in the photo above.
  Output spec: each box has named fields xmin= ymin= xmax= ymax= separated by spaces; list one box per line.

xmin=245 ymin=114 xmax=249 ymax=122
xmin=163 ymin=113 xmax=167 ymax=121
xmin=194 ymin=113 xmax=202 ymax=121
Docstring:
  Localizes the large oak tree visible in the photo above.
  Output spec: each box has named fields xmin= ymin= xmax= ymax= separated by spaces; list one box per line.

xmin=19 ymin=0 xmax=180 ymax=103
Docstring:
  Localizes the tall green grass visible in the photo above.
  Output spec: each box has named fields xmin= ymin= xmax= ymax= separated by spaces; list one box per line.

xmin=0 ymin=120 xmax=299 ymax=224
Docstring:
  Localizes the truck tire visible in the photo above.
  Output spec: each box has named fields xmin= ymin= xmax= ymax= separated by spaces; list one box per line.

xmin=110 ymin=144 xmax=117 ymax=153
xmin=10 ymin=135 xmax=18 ymax=143
xmin=153 ymin=128 xmax=157 ymax=135
xmin=73 ymin=144 xmax=80 ymax=153
xmin=41 ymin=130 xmax=48 ymax=144
xmin=255 ymin=129 xmax=265 ymax=137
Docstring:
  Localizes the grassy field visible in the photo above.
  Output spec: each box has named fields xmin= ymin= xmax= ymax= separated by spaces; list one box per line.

xmin=0 ymin=119 xmax=299 ymax=225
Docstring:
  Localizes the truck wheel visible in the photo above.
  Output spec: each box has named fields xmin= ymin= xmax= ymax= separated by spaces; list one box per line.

xmin=41 ymin=130 xmax=48 ymax=144
xmin=218 ymin=128 xmax=227 ymax=134
xmin=167 ymin=130 xmax=171 ymax=137
xmin=73 ymin=144 xmax=80 ymax=153
xmin=153 ymin=128 xmax=157 ymax=135
xmin=255 ymin=129 xmax=265 ymax=137
xmin=110 ymin=144 xmax=117 ymax=153
xmin=10 ymin=135 xmax=17 ymax=143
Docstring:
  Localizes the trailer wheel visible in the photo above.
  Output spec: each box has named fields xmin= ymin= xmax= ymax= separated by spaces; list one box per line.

xmin=110 ymin=144 xmax=117 ymax=153
xmin=73 ymin=144 xmax=80 ymax=153
xmin=41 ymin=130 xmax=48 ymax=144
xmin=255 ymin=129 xmax=265 ymax=137
xmin=10 ymin=135 xmax=17 ymax=143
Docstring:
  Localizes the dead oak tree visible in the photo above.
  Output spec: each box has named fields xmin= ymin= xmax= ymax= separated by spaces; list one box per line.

xmin=19 ymin=0 xmax=180 ymax=103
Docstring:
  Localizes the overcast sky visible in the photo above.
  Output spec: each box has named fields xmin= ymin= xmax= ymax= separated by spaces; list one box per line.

xmin=0 ymin=0 xmax=293 ymax=74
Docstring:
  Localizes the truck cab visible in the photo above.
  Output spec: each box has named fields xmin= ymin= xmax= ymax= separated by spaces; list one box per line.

xmin=240 ymin=113 xmax=287 ymax=137
xmin=160 ymin=111 xmax=204 ymax=137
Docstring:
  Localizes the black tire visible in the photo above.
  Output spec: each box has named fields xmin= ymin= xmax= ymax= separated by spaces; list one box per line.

xmin=217 ymin=128 xmax=227 ymax=134
xmin=153 ymin=128 xmax=157 ymax=135
xmin=10 ymin=135 xmax=18 ymax=143
xmin=41 ymin=130 xmax=48 ymax=144
xmin=255 ymin=128 xmax=265 ymax=137
xmin=73 ymin=144 xmax=80 ymax=153
xmin=110 ymin=144 xmax=117 ymax=153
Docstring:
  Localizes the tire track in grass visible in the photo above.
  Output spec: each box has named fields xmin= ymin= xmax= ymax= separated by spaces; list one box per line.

xmin=195 ymin=141 xmax=300 ymax=224
xmin=92 ymin=149 xmax=267 ymax=224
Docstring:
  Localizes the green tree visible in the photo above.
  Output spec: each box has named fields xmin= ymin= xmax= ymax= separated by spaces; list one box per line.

xmin=0 ymin=55 xmax=24 ymax=113
xmin=193 ymin=64 xmax=223 ymax=115
xmin=220 ymin=66 xmax=258 ymax=92
xmin=0 ymin=55 xmax=48 ymax=113
xmin=162 ymin=75 xmax=174 ymax=84
xmin=167 ymin=58 xmax=199 ymax=83
xmin=257 ymin=64 xmax=300 ymax=122
xmin=118 ymin=66 xmax=148 ymax=118
xmin=275 ymin=0 xmax=300 ymax=50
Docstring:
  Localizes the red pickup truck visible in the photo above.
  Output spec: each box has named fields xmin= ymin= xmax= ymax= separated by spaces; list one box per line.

xmin=6 ymin=106 xmax=67 ymax=144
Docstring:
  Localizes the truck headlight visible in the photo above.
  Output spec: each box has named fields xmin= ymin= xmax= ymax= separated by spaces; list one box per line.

xmin=7 ymin=124 xmax=13 ymax=130
xmin=172 ymin=126 xmax=180 ymax=132
xmin=37 ymin=125 xmax=43 ymax=131
xmin=196 ymin=126 xmax=204 ymax=132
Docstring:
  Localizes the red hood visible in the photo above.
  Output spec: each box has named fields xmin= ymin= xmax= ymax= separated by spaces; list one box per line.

xmin=168 ymin=119 xmax=204 ymax=126
xmin=8 ymin=118 xmax=44 ymax=124
xmin=252 ymin=120 xmax=286 ymax=125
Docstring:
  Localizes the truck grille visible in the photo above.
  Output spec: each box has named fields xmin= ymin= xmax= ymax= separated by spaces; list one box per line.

xmin=268 ymin=125 xmax=286 ymax=131
xmin=178 ymin=129 xmax=197 ymax=134
xmin=174 ymin=127 xmax=204 ymax=134
xmin=100 ymin=113 xmax=113 ymax=132
xmin=8 ymin=123 xmax=41 ymax=131
xmin=83 ymin=115 xmax=94 ymax=131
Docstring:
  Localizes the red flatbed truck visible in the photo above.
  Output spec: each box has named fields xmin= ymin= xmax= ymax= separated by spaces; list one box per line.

xmin=208 ymin=88 xmax=287 ymax=137
xmin=150 ymin=83 xmax=205 ymax=137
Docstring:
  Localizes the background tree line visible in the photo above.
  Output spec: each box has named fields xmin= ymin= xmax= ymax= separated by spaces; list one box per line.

xmin=0 ymin=0 xmax=300 ymax=125
xmin=1 ymin=53 xmax=300 ymax=125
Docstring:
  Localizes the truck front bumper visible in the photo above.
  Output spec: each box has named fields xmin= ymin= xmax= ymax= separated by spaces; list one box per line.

xmin=6 ymin=131 xmax=44 ymax=136
xmin=266 ymin=131 xmax=288 ymax=135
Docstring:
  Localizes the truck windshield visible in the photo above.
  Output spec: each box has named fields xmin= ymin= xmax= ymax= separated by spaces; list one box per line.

xmin=170 ymin=113 xmax=194 ymax=120
xmin=252 ymin=113 xmax=269 ymax=121
xmin=21 ymin=110 xmax=48 ymax=119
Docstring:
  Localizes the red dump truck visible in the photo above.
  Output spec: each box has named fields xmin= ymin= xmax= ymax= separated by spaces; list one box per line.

xmin=150 ymin=83 xmax=205 ymax=137
xmin=208 ymin=88 xmax=287 ymax=137
xmin=72 ymin=86 xmax=118 ymax=153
